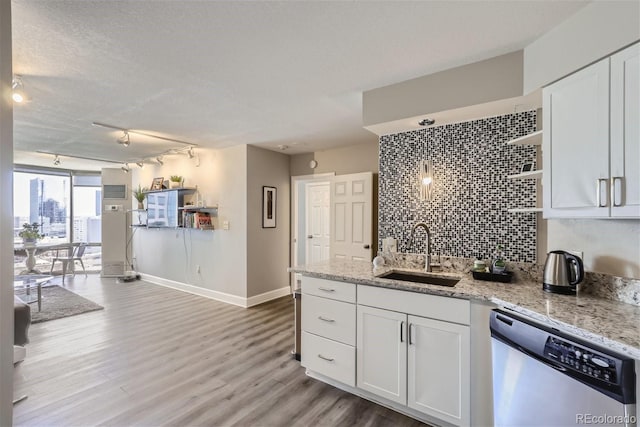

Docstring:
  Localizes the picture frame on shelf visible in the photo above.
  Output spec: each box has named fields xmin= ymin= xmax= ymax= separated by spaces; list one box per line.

xmin=151 ymin=177 xmax=164 ymax=191
xmin=262 ymin=186 xmax=276 ymax=228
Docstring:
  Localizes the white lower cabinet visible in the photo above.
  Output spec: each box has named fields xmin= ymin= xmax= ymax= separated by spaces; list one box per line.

xmin=302 ymin=276 xmax=471 ymax=426
xmin=301 ymin=331 xmax=356 ymax=387
xmin=301 ymin=277 xmax=356 ymax=387
xmin=407 ymin=315 xmax=470 ymax=426
xmin=356 ymin=305 xmax=407 ymax=404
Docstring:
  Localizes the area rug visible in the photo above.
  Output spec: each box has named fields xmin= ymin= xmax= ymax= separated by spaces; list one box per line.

xmin=15 ymin=285 xmax=104 ymax=323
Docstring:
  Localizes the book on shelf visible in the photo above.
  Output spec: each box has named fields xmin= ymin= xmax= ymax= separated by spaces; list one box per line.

xmin=181 ymin=211 xmax=213 ymax=229
xmin=197 ymin=215 xmax=213 ymax=230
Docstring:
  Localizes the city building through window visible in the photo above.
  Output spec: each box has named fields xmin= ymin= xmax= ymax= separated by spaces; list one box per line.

xmin=13 ymin=168 xmax=102 ymax=275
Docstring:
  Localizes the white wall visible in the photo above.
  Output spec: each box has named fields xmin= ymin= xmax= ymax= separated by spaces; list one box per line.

xmin=246 ymin=145 xmax=290 ymax=298
xmin=546 ymin=219 xmax=640 ymax=279
xmin=133 ymin=145 xmax=249 ymax=298
xmin=0 ymin=1 xmax=13 ymax=422
xmin=290 ymin=142 xmax=379 ymax=177
xmin=363 ymin=51 xmax=524 ymax=127
xmin=524 ymin=1 xmax=640 ymax=93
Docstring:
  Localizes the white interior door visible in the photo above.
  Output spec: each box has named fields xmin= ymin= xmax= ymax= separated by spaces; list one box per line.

xmin=305 ymin=182 xmax=330 ymax=264
xmin=330 ymin=172 xmax=373 ymax=261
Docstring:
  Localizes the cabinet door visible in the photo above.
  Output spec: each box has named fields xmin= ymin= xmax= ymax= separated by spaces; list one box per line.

xmin=356 ymin=305 xmax=407 ymax=405
xmin=611 ymin=42 xmax=640 ymax=218
xmin=407 ymin=315 xmax=470 ymax=426
xmin=543 ymin=58 xmax=610 ymax=218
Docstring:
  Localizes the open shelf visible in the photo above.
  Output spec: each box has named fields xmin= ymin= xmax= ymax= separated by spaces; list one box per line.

xmin=144 ymin=187 xmax=197 ymax=194
xmin=506 ymin=130 xmax=542 ymax=146
xmin=507 ymin=170 xmax=543 ymax=180
xmin=179 ymin=205 xmax=218 ymax=211
xmin=507 ymin=208 xmax=543 ymax=213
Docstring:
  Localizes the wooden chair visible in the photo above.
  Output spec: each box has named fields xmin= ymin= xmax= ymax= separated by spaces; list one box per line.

xmin=50 ymin=243 xmax=88 ymax=283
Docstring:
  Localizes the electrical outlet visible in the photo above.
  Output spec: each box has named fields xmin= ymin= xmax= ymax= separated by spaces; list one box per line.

xmin=568 ymin=250 xmax=583 ymax=260
xmin=196 ymin=265 xmax=201 ymax=274
xmin=223 ymin=221 xmax=230 ymax=230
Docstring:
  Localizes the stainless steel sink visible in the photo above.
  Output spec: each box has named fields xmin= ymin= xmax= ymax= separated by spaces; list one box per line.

xmin=377 ymin=270 xmax=460 ymax=287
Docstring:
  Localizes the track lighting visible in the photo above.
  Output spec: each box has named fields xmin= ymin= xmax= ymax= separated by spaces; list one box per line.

xmin=121 ymin=163 xmax=130 ymax=173
xmin=92 ymin=122 xmax=197 ymax=146
xmin=136 ymin=161 xmax=144 ymax=168
xmin=187 ymin=147 xmax=195 ymax=159
xmin=117 ymin=131 xmax=130 ymax=147
xmin=12 ymin=76 xmax=26 ymax=103
xmin=53 ymin=155 xmax=61 ymax=166
xmin=156 ymin=156 xmax=164 ymax=165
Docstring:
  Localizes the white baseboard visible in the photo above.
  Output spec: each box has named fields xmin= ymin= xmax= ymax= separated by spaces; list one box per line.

xmin=246 ymin=286 xmax=291 ymax=307
xmin=139 ymin=274 xmax=290 ymax=308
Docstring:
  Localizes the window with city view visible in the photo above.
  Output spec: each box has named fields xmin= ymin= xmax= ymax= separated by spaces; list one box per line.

xmin=14 ymin=169 xmax=102 ymax=275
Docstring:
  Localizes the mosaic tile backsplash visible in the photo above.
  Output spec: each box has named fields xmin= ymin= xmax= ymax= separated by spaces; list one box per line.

xmin=379 ymin=111 xmax=538 ymax=263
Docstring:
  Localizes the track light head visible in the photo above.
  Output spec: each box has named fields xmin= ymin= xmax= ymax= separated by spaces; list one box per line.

xmin=156 ymin=156 xmax=164 ymax=165
xmin=187 ymin=147 xmax=195 ymax=159
xmin=12 ymin=76 xmax=25 ymax=103
xmin=121 ymin=163 xmax=130 ymax=173
xmin=136 ymin=161 xmax=144 ymax=168
xmin=118 ymin=131 xmax=130 ymax=147
xmin=53 ymin=155 xmax=61 ymax=166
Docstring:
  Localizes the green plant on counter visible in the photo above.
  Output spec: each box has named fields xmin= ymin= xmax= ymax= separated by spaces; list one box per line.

xmin=132 ymin=185 xmax=148 ymax=203
xmin=19 ymin=222 xmax=43 ymax=241
xmin=169 ymin=175 xmax=183 ymax=183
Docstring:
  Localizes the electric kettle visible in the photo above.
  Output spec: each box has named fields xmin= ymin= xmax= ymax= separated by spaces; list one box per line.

xmin=542 ymin=250 xmax=584 ymax=294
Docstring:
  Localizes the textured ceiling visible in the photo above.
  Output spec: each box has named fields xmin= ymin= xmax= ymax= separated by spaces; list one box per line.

xmin=11 ymin=0 xmax=587 ymax=170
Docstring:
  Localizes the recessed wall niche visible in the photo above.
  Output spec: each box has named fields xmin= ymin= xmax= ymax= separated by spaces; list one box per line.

xmin=378 ymin=111 xmax=537 ymax=263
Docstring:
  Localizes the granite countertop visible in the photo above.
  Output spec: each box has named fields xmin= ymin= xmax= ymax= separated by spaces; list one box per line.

xmin=290 ymin=259 xmax=640 ymax=359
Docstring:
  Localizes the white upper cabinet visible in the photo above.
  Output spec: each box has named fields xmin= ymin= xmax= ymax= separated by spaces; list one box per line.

xmin=543 ymin=58 xmax=610 ymax=217
xmin=543 ymin=42 xmax=640 ymax=218
xmin=610 ymin=43 xmax=640 ymax=217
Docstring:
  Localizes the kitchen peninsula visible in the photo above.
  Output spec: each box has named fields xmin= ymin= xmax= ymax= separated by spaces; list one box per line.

xmin=292 ymin=258 xmax=640 ymax=357
xmin=292 ymin=257 xmax=640 ymax=426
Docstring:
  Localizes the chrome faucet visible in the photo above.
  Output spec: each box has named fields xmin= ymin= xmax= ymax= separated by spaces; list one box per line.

xmin=409 ymin=222 xmax=432 ymax=272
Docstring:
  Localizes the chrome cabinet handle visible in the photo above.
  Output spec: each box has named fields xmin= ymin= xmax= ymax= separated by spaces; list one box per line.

xmin=611 ymin=177 xmax=623 ymax=207
xmin=596 ymin=178 xmax=608 ymax=207
xmin=400 ymin=321 xmax=405 ymax=343
xmin=318 ymin=316 xmax=335 ymax=323
xmin=317 ymin=354 xmax=334 ymax=362
xmin=307 ymin=235 xmax=313 ymax=239
xmin=409 ymin=323 xmax=415 ymax=345
xmin=318 ymin=287 xmax=335 ymax=293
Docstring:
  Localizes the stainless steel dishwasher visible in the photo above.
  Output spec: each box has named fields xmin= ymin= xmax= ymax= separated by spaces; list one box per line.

xmin=490 ymin=309 xmax=636 ymax=426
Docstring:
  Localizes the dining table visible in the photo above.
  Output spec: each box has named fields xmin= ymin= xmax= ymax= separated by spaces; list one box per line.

xmin=13 ymin=242 xmax=74 ymax=274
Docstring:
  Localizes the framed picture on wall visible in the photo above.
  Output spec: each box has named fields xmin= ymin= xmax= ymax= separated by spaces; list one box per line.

xmin=262 ymin=186 xmax=276 ymax=228
xmin=151 ymin=177 xmax=164 ymax=191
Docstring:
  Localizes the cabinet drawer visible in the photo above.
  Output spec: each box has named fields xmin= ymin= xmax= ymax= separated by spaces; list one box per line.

xmin=302 ymin=294 xmax=355 ymax=345
xmin=302 ymin=332 xmax=355 ymax=387
xmin=358 ymin=285 xmax=470 ymax=325
xmin=302 ymin=276 xmax=356 ymax=303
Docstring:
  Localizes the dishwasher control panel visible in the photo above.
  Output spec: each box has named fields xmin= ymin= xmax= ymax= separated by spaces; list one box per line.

xmin=544 ymin=337 xmax=618 ymax=384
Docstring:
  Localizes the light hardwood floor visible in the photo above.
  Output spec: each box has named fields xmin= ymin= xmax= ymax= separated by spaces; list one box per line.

xmin=14 ymin=275 xmax=427 ymax=426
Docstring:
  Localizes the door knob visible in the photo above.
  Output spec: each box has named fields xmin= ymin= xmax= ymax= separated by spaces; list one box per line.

xmin=363 ymin=244 xmax=370 ymax=249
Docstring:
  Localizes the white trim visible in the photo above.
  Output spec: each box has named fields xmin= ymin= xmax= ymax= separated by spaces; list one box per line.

xmin=246 ymin=286 xmax=291 ymax=307
xmin=290 ymin=172 xmax=335 ymax=289
xmin=140 ymin=274 xmax=290 ymax=308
